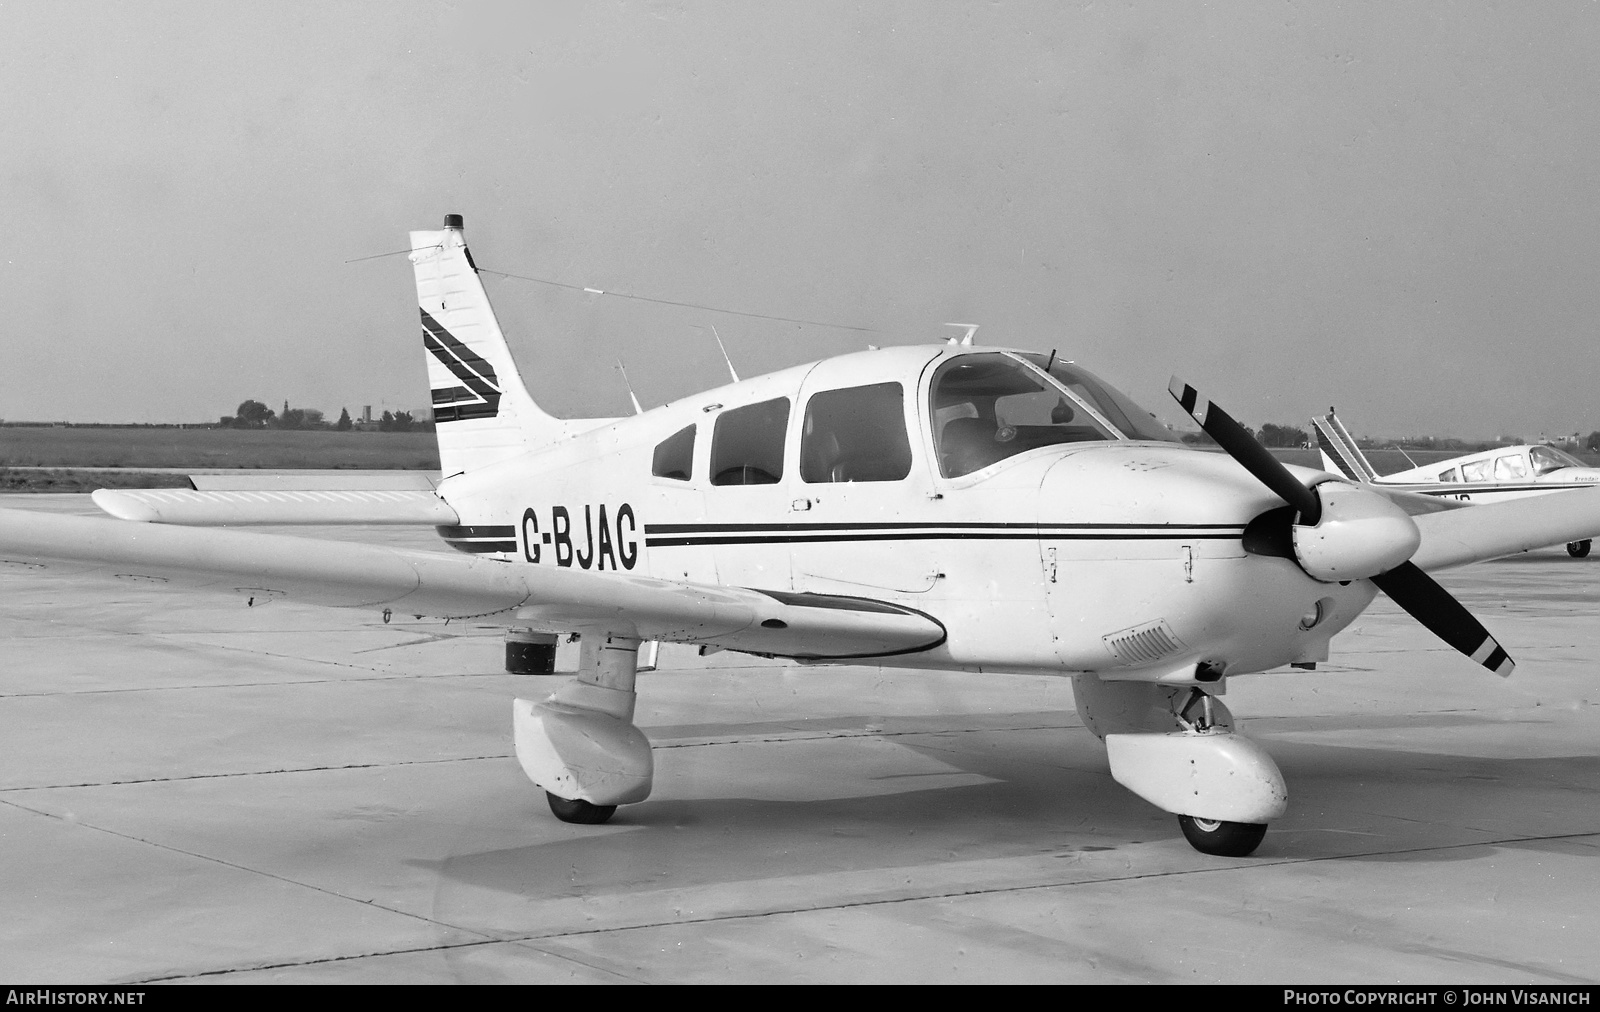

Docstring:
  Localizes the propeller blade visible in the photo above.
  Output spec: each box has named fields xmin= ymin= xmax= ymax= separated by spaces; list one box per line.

xmin=1371 ymin=561 xmax=1515 ymax=677
xmin=1169 ymin=377 xmax=1321 ymax=525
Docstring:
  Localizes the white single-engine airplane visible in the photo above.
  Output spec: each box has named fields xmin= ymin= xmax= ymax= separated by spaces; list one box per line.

xmin=5 ymin=216 xmax=1600 ymax=858
xmin=1314 ymin=409 xmax=1600 ymax=558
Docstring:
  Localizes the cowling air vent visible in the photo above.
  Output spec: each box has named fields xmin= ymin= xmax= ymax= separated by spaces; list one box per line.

xmin=1102 ymin=620 xmax=1186 ymax=666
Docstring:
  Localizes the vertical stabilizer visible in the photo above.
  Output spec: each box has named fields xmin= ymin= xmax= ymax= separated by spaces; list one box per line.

xmin=410 ymin=215 xmax=559 ymax=476
xmin=1312 ymin=409 xmax=1379 ymax=483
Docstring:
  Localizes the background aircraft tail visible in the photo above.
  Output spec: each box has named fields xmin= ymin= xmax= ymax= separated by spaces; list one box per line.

xmin=1312 ymin=409 xmax=1379 ymax=483
xmin=410 ymin=215 xmax=559 ymax=476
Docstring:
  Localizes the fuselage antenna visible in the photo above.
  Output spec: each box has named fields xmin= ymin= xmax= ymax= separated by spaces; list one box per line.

xmin=944 ymin=322 xmax=979 ymax=346
xmin=615 ymin=360 xmax=644 ymax=415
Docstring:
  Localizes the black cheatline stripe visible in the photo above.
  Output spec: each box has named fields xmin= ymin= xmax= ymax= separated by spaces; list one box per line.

xmin=643 ymin=521 xmax=1244 ymax=535
xmin=432 ymin=385 xmax=474 ymax=406
xmin=445 ymin=541 xmax=518 ymax=554
xmin=1417 ymin=484 xmax=1566 ymax=496
xmin=646 ymin=531 xmax=1244 ymax=548
xmin=436 ymin=525 xmax=515 ymax=538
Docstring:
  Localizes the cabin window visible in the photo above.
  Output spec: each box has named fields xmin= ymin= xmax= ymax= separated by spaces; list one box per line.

xmin=930 ymin=354 xmax=1117 ymax=478
xmin=1460 ymin=459 xmax=1491 ymax=482
xmin=1493 ymin=454 xmax=1529 ymax=480
xmin=710 ymin=397 xmax=789 ymax=485
xmin=652 ymin=424 xmax=696 ymax=481
xmin=800 ymin=383 xmax=912 ymax=483
xmin=1438 ymin=468 xmax=1459 ymax=482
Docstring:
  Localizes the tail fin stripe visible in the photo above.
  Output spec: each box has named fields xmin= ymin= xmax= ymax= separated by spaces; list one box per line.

xmin=1316 ymin=425 xmax=1363 ymax=481
xmin=420 ymin=310 xmax=500 ymax=385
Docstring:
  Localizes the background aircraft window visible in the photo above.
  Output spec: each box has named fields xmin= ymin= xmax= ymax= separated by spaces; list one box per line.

xmin=710 ymin=397 xmax=789 ymax=485
xmin=800 ymin=383 xmax=912 ymax=483
xmin=930 ymin=355 xmax=1116 ymax=477
xmin=651 ymin=424 xmax=696 ymax=481
xmin=1531 ymin=445 xmax=1583 ymax=476
xmin=1438 ymin=467 xmax=1459 ymax=482
xmin=1494 ymin=454 xmax=1529 ymax=480
xmin=1018 ymin=354 xmax=1180 ymax=442
xmin=1460 ymin=459 xmax=1491 ymax=482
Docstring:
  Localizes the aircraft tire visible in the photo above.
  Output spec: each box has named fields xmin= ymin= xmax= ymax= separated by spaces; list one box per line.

xmin=546 ymin=792 xmax=618 ymax=825
xmin=1176 ymin=815 xmax=1267 ymax=857
xmin=1568 ymin=540 xmax=1592 ymax=558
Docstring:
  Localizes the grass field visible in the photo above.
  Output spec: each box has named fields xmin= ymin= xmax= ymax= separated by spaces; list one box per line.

xmin=0 ymin=428 xmax=440 ymax=470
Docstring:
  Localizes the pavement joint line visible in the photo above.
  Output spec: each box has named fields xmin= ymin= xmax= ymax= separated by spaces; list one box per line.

xmin=111 ymin=826 xmax=1600 ymax=983
xmin=0 ymin=669 xmax=517 ymax=699
xmin=0 ymin=794 xmax=517 ymax=981
xmin=0 ymin=724 xmax=1068 ymax=791
xmin=0 ymin=753 xmax=514 ymax=792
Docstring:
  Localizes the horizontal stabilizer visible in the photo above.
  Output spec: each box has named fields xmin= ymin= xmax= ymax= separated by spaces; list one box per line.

xmin=92 ymin=488 xmax=458 ymax=526
xmin=1412 ymin=484 xmax=1600 ymax=571
xmin=0 ymin=507 xmax=944 ymax=658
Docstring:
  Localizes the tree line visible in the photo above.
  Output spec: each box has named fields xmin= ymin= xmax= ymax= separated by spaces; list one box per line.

xmin=223 ymin=400 xmax=431 ymax=432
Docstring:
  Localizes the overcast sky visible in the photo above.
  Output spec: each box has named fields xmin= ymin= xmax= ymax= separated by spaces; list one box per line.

xmin=4 ymin=1 xmax=1599 ymax=440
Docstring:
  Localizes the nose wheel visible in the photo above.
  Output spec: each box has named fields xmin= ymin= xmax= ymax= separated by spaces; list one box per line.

xmin=1568 ymin=540 xmax=1591 ymax=558
xmin=1177 ymin=815 xmax=1267 ymax=856
xmin=546 ymin=792 xmax=617 ymax=825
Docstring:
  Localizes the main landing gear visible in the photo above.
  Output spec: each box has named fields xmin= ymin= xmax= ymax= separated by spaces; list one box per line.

xmin=1072 ymin=675 xmax=1287 ymax=858
xmin=1177 ymin=815 xmax=1269 ymax=857
xmin=513 ymin=633 xmax=654 ymax=822
xmin=546 ymin=793 xmax=617 ymax=825
xmin=1568 ymin=540 xmax=1592 ymax=558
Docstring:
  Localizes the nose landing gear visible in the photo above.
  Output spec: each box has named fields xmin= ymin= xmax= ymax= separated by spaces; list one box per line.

xmin=1568 ymin=539 xmax=1591 ymax=558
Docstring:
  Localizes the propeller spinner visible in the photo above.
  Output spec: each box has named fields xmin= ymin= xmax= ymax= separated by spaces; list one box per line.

xmin=1169 ymin=378 xmax=1514 ymax=677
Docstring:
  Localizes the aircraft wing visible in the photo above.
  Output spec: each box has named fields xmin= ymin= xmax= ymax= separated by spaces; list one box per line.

xmin=0 ymin=507 xmax=944 ymax=660
xmin=90 ymin=472 xmax=456 ymax=526
xmin=1410 ymin=484 xmax=1600 ymax=571
xmin=91 ymin=488 xmax=459 ymax=525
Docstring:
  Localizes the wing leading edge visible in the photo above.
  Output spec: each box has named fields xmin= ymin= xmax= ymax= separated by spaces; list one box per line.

xmin=0 ymin=507 xmax=944 ymax=660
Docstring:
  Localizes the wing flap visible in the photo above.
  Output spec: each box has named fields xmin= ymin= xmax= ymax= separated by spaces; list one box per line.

xmin=1411 ymin=485 xmax=1600 ymax=571
xmin=0 ymin=507 xmax=944 ymax=658
xmin=91 ymin=488 xmax=459 ymax=526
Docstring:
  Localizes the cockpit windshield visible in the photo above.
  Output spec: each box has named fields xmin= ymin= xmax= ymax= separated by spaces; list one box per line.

xmin=928 ymin=354 xmax=1111 ymax=477
xmin=1530 ymin=445 xmax=1584 ymax=476
xmin=1016 ymin=354 xmax=1179 ymax=443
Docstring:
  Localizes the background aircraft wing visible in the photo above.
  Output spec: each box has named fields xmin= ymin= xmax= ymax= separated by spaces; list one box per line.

xmin=0 ymin=507 xmax=943 ymax=660
xmin=1411 ymin=485 xmax=1600 ymax=571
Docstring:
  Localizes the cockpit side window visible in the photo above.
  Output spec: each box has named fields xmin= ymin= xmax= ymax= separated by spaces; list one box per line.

xmin=800 ymin=383 xmax=911 ymax=483
xmin=1460 ymin=459 xmax=1491 ymax=482
xmin=1438 ymin=467 xmax=1459 ymax=482
xmin=652 ymin=424 xmax=696 ymax=481
xmin=930 ymin=355 xmax=1117 ymax=478
xmin=710 ymin=397 xmax=790 ymax=486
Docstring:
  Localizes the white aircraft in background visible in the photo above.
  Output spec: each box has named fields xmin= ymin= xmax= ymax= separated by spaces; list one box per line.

xmin=1314 ymin=409 xmax=1600 ymax=557
xmin=5 ymin=216 xmax=1600 ymax=859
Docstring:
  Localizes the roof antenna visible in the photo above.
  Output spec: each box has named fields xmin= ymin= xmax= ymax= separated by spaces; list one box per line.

xmin=944 ymin=322 xmax=979 ymax=346
xmin=701 ymin=325 xmax=739 ymax=383
xmin=615 ymin=360 xmax=644 ymax=415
